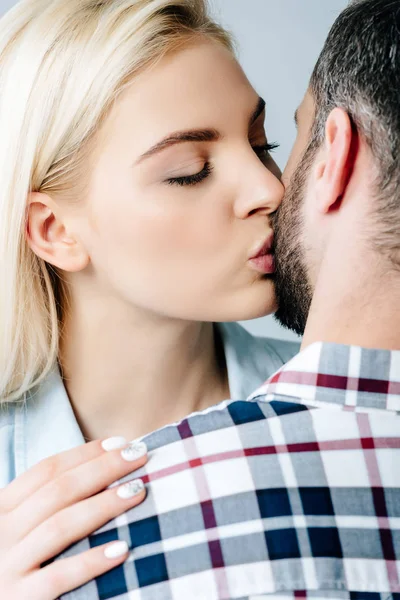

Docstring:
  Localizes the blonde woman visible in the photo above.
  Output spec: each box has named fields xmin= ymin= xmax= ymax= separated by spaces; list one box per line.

xmin=0 ymin=0 xmax=299 ymax=597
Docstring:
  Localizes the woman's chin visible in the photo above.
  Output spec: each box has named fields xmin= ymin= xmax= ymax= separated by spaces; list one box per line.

xmin=200 ymin=280 xmax=277 ymax=323
xmin=235 ymin=278 xmax=277 ymax=321
xmin=234 ymin=301 xmax=277 ymax=322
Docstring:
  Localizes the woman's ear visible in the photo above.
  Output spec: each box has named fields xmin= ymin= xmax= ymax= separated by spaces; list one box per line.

xmin=26 ymin=192 xmax=90 ymax=271
xmin=313 ymin=108 xmax=356 ymax=214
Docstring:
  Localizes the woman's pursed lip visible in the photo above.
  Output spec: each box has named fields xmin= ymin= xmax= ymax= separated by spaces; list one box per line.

xmin=249 ymin=232 xmax=274 ymax=260
xmin=248 ymin=253 xmax=275 ymax=274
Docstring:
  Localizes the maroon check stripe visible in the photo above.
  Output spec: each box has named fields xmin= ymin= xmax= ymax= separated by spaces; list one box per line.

xmin=269 ymin=370 xmax=400 ymax=396
xmin=140 ymin=437 xmax=400 ymax=485
xmin=179 ymin=419 xmax=226 ymax=580
xmin=357 ymin=413 xmax=399 ymax=589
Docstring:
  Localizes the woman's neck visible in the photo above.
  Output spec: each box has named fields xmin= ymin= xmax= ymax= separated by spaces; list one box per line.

xmin=58 ymin=295 xmax=229 ymax=442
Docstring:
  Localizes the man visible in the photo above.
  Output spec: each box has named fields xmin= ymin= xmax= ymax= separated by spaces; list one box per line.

xmin=57 ymin=0 xmax=400 ymax=597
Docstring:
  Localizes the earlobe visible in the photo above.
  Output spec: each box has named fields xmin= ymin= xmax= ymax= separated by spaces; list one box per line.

xmin=315 ymin=108 xmax=355 ymax=215
xmin=26 ymin=192 xmax=90 ymax=272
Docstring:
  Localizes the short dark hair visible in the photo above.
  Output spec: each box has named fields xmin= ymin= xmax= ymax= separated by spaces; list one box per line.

xmin=309 ymin=0 xmax=400 ymax=267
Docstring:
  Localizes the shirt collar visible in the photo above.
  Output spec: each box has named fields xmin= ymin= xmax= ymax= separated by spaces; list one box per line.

xmin=248 ymin=342 xmax=400 ymax=413
xmin=217 ymin=322 xmax=285 ymax=399
xmin=14 ymin=367 xmax=85 ymax=476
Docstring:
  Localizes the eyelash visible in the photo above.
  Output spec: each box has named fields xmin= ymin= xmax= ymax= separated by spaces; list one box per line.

xmin=166 ymin=142 xmax=280 ymax=187
xmin=253 ymin=142 xmax=280 ymax=158
xmin=166 ymin=163 xmax=214 ymax=187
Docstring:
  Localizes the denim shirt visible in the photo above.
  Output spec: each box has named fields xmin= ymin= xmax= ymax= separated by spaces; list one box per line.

xmin=0 ymin=322 xmax=299 ymax=487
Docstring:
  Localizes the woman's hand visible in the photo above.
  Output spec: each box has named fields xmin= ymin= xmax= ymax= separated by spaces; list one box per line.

xmin=0 ymin=436 xmax=148 ymax=599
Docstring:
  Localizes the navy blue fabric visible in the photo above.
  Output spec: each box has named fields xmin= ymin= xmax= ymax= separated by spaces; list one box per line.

xmin=89 ymin=530 xmax=127 ymax=599
xmin=265 ymin=528 xmax=301 ymax=561
xmin=135 ymin=553 xmax=169 ymax=588
xmin=257 ymin=488 xmax=292 ymax=519
xmin=129 ymin=515 xmax=162 ymax=548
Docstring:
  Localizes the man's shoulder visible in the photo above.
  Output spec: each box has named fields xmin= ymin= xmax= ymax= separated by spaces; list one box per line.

xmin=59 ymin=397 xmax=400 ymax=597
xmin=141 ymin=394 xmax=312 ymax=454
xmin=54 ymin=343 xmax=400 ymax=598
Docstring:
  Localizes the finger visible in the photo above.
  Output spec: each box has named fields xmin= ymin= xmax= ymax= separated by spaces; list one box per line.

xmin=0 ymin=437 xmax=127 ymax=512
xmin=19 ymin=478 xmax=146 ymax=569
xmin=30 ymin=540 xmax=130 ymax=600
xmin=12 ymin=441 xmax=147 ymax=539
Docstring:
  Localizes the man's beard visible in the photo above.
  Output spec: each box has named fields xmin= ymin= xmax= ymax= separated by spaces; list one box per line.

xmin=272 ymin=149 xmax=315 ymax=336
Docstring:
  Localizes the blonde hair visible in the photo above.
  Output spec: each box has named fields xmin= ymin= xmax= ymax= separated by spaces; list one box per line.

xmin=0 ymin=0 xmax=233 ymax=402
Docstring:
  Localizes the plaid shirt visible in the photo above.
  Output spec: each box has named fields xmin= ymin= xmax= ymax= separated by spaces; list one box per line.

xmin=59 ymin=342 xmax=400 ymax=600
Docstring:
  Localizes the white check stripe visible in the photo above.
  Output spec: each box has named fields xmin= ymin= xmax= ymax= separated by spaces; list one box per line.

xmin=345 ymin=345 xmax=362 ymax=406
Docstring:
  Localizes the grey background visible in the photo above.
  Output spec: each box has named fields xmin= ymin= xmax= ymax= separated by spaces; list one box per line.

xmin=0 ymin=0 xmax=348 ymax=342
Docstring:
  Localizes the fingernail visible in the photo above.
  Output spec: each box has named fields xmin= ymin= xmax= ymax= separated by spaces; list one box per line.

xmin=104 ymin=541 xmax=129 ymax=559
xmin=101 ymin=436 xmax=128 ymax=451
xmin=121 ymin=441 xmax=147 ymax=462
xmin=117 ymin=478 xmax=145 ymax=499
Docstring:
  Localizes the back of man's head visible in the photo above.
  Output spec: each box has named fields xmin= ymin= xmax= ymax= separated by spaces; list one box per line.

xmin=310 ymin=0 xmax=400 ymax=265
xmin=273 ymin=0 xmax=400 ymax=344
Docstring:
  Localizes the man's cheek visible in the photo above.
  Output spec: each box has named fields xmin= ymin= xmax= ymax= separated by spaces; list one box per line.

xmin=283 ymin=138 xmax=307 ymax=187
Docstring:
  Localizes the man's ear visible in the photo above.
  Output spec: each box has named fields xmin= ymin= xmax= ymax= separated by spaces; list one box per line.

xmin=314 ymin=108 xmax=357 ymax=214
xmin=26 ymin=192 xmax=90 ymax=271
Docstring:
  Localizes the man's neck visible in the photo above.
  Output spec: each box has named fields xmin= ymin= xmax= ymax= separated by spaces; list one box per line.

xmin=58 ymin=292 xmax=229 ymax=443
xmin=302 ymin=251 xmax=400 ymax=351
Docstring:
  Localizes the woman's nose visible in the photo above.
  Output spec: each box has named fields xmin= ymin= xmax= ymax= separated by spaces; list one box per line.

xmin=233 ymin=156 xmax=284 ymax=220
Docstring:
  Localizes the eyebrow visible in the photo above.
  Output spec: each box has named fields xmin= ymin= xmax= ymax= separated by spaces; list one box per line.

xmin=135 ymin=96 xmax=266 ymax=164
xmin=294 ymin=109 xmax=299 ymax=127
xmin=136 ymin=129 xmax=221 ymax=163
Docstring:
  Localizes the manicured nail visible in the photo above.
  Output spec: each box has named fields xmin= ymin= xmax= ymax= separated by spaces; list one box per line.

xmin=101 ymin=436 xmax=128 ymax=451
xmin=104 ymin=541 xmax=129 ymax=559
xmin=121 ymin=441 xmax=147 ymax=462
xmin=117 ymin=478 xmax=145 ymax=499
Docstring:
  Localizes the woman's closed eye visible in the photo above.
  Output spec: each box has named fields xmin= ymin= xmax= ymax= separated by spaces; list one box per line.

xmin=166 ymin=162 xmax=213 ymax=187
xmin=165 ymin=141 xmax=280 ymax=188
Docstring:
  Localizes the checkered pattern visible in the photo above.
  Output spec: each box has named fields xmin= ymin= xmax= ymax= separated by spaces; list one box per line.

xmin=57 ymin=343 xmax=400 ymax=600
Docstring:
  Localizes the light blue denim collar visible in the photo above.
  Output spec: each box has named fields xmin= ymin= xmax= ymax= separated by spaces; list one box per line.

xmin=15 ymin=368 xmax=85 ymax=476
